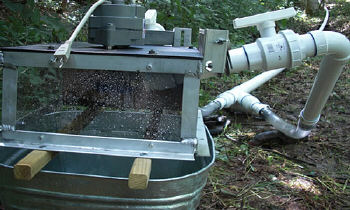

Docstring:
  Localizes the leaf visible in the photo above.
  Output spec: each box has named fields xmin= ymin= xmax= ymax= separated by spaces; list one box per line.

xmin=3 ymin=0 xmax=24 ymax=13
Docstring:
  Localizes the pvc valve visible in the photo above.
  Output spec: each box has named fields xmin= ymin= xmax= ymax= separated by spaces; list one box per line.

xmin=233 ymin=8 xmax=296 ymax=37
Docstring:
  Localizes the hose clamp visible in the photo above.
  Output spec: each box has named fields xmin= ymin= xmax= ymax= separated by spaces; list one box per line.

xmin=251 ymin=103 xmax=270 ymax=115
xmin=299 ymin=109 xmax=320 ymax=129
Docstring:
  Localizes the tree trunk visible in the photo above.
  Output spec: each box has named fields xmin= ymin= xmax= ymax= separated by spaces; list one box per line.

xmin=305 ymin=0 xmax=320 ymax=15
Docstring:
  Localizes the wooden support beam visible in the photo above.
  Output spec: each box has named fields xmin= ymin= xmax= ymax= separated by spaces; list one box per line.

xmin=14 ymin=105 xmax=102 ymax=181
xmin=14 ymin=150 xmax=57 ymax=181
xmin=128 ymin=158 xmax=152 ymax=190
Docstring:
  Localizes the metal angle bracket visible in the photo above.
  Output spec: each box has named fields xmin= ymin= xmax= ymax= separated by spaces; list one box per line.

xmin=0 ymin=110 xmax=211 ymax=161
xmin=173 ymin=28 xmax=192 ymax=47
xmin=196 ymin=110 xmax=210 ymax=157
xmin=0 ymin=51 xmax=3 ymax=66
xmin=1 ymin=130 xmax=196 ymax=161
xmin=198 ymin=29 xmax=229 ymax=78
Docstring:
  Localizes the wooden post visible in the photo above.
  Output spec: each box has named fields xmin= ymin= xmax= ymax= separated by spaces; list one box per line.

xmin=128 ymin=158 xmax=152 ymax=190
xmin=14 ymin=151 xmax=56 ymax=181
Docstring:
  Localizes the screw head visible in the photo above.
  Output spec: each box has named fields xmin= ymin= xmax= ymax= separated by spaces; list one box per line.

xmin=146 ymin=64 xmax=153 ymax=71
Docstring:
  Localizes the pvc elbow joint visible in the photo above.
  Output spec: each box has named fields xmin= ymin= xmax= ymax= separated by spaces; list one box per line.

xmin=309 ymin=30 xmax=350 ymax=61
xmin=299 ymin=31 xmax=350 ymax=127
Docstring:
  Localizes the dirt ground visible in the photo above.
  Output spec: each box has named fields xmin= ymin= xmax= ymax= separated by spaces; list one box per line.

xmin=199 ymin=2 xmax=350 ymax=209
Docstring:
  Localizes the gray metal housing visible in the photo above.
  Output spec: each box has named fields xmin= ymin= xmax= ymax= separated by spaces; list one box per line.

xmin=88 ymin=2 xmax=145 ymax=47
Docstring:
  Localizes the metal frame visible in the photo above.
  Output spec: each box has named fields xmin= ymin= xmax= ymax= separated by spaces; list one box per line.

xmin=1 ymin=130 xmax=195 ymax=160
xmin=2 ymin=66 xmax=18 ymax=130
xmin=198 ymin=29 xmax=229 ymax=78
xmin=1 ymin=45 xmax=204 ymax=160
xmin=3 ymin=51 xmax=200 ymax=75
xmin=181 ymin=75 xmax=200 ymax=139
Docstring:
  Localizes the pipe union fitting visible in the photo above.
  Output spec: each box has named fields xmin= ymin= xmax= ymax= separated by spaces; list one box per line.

xmin=309 ymin=31 xmax=328 ymax=56
xmin=280 ymin=30 xmax=303 ymax=67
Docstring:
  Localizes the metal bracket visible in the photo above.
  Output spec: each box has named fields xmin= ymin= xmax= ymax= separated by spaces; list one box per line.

xmin=198 ymin=29 xmax=229 ymax=78
xmin=0 ymin=51 xmax=3 ymax=67
xmin=173 ymin=28 xmax=192 ymax=47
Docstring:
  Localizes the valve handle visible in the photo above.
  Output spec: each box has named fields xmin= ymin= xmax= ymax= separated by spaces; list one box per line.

xmin=233 ymin=7 xmax=296 ymax=29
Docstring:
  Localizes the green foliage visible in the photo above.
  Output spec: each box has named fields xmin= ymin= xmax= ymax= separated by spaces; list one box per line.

xmin=142 ymin=0 xmax=289 ymax=47
xmin=0 ymin=0 xmax=70 ymax=46
xmin=0 ymin=0 xmax=70 ymax=117
xmin=17 ymin=67 xmax=60 ymax=112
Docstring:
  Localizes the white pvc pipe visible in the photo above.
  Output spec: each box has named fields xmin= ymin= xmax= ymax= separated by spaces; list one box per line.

xmin=225 ymin=29 xmax=350 ymax=138
xmin=257 ymin=21 xmax=277 ymax=38
xmin=228 ymin=48 xmax=249 ymax=72
xmin=68 ymin=0 xmax=107 ymax=43
xmin=300 ymin=31 xmax=350 ymax=128
xmin=319 ymin=6 xmax=329 ymax=31
xmin=229 ymin=32 xmax=298 ymax=72
xmin=299 ymin=34 xmax=316 ymax=58
xmin=236 ymin=68 xmax=285 ymax=93
xmin=213 ymin=68 xmax=285 ymax=110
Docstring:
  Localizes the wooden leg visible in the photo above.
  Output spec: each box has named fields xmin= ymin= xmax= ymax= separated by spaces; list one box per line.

xmin=128 ymin=158 xmax=152 ymax=190
xmin=14 ymin=151 xmax=57 ymax=181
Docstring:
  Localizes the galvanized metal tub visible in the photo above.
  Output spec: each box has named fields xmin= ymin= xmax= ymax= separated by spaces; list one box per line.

xmin=0 ymin=130 xmax=214 ymax=210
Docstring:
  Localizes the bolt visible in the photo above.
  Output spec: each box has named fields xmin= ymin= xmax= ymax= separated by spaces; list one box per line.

xmin=148 ymin=49 xmax=156 ymax=54
xmin=216 ymin=39 xmax=227 ymax=45
xmin=49 ymin=57 xmax=57 ymax=64
xmin=146 ymin=64 xmax=153 ymax=71
xmin=39 ymin=135 xmax=44 ymax=140
xmin=148 ymin=143 xmax=154 ymax=148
